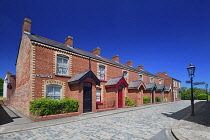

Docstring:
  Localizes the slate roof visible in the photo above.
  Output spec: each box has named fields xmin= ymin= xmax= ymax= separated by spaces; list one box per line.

xmin=26 ymin=33 xmax=160 ymax=78
xmin=68 ymin=70 xmax=90 ymax=83
xmin=164 ymin=86 xmax=171 ymax=91
xmin=68 ymin=70 xmax=100 ymax=85
xmin=128 ymin=80 xmax=145 ymax=89
xmin=105 ymin=76 xmax=122 ymax=86
xmin=156 ymin=84 xmax=165 ymax=91
xmin=145 ymin=83 xmax=157 ymax=90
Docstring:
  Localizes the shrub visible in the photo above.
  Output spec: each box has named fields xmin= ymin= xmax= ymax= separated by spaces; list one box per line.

xmin=125 ymin=97 xmax=136 ymax=106
xmin=155 ymin=96 xmax=160 ymax=102
xmin=197 ymin=94 xmax=208 ymax=100
xmin=164 ymin=96 xmax=167 ymax=102
xmin=59 ymin=98 xmax=79 ymax=113
xmin=30 ymin=98 xmax=79 ymax=116
xmin=143 ymin=97 xmax=151 ymax=104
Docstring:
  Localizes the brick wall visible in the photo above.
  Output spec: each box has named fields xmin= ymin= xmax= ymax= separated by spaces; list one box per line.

xmin=10 ymin=34 xmax=33 ymax=116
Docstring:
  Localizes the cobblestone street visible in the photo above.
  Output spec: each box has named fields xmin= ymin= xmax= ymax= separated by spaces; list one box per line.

xmin=0 ymin=100 xmax=202 ymax=140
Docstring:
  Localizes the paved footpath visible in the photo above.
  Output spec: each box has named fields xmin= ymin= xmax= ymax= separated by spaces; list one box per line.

xmin=0 ymin=100 xmax=204 ymax=140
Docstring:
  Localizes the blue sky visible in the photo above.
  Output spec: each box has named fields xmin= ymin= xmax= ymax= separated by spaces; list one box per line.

xmin=0 ymin=0 xmax=210 ymax=89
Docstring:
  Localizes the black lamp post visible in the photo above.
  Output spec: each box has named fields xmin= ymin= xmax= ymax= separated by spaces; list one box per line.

xmin=187 ymin=63 xmax=196 ymax=116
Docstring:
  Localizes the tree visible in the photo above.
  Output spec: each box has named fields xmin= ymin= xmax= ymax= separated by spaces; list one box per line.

xmin=180 ymin=87 xmax=207 ymax=100
xmin=0 ymin=78 xmax=4 ymax=96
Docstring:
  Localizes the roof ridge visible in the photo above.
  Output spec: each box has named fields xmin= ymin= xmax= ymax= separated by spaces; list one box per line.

xmin=28 ymin=33 xmax=160 ymax=78
xmin=32 ymin=34 xmax=66 ymax=46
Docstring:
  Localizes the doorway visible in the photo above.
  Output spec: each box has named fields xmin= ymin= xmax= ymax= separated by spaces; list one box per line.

xmin=83 ymin=82 xmax=92 ymax=113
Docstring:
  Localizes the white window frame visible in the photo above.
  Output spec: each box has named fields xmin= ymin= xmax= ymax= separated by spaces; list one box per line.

xmin=123 ymin=71 xmax=128 ymax=80
xmin=56 ymin=55 xmax=69 ymax=76
xmin=159 ymin=80 xmax=162 ymax=84
xmin=150 ymin=77 xmax=154 ymax=83
xmin=46 ymin=85 xmax=62 ymax=100
xmin=139 ymin=75 xmax=143 ymax=80
xmin=98 ymin=65 xmax=105 ymax=80
xmin=96 ymin=89 xmax=101 ymax=102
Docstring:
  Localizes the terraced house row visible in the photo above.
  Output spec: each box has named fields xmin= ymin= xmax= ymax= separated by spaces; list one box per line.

xmin=6 ymin=18 xmax=181 ymax=116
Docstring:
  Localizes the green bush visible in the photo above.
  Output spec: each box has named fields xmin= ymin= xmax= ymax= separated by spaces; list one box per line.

xmin=155 ymin=96 xmax=160 ymax=102
xmin=197 ymin=94 xmax=208 ymax=100
xmin=125 ymin=97 xmax=136 ymax=106
xmin=143 ymin=97 xmax=151 ymax=104
xmin=164 ymin=96 xmax=167 ymax=102
xmin=30 ymin=98 xmax=79 ymax=116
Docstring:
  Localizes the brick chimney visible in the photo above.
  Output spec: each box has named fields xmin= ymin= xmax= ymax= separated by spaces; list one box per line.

xmin=137 ymin=65 xmax=144 ymax=70
xmin=93 ymin=47 xmax=101 ymax=55
xmin=22 ymin=18 xmax=32 ymax=35
xmin=126 ymin=60 xmax=132 ymax=66
xmin=112 ymin=55 xmax=119 ymax=62
xmin=162 ymin=72 xmax=168 ymax=75
xmin=65 ymin=36 xmax=73 ymax=47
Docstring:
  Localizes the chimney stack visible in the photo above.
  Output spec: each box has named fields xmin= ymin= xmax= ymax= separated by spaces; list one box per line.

xmin=65 ymin=36 xmax=73 ymax=47
xmin=162 ymin=72 xmax=168 ymax=75
xmin=126 ymin=60 xmax=132 ymax=66
xmin=22 ymin=18 xmax=32 ymax=35
xmin=137 ymin=65 xmax=144 ymax=70
xmin=112 ymin=55 xmax=119 ymax=62
xmin=93 ymin=47 xmax=101 ymax=55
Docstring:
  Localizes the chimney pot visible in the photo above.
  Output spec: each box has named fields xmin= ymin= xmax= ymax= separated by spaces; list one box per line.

xmin=138 ymin=65 xmax=144 ymax=70
xmin=65 ymin=36 xmax=73 ymax=47
xmin=162 ymin=72 xmax=168 ymax=75
xmin=126 ymin=60 xmax=132 ymax=66
xmin=22 ymin=18 xmax=32 ymax=35
xmin=112 ymin=55 xmax=119 ymax=62
xmin=93 ymin=47 xmax=101 ymax=55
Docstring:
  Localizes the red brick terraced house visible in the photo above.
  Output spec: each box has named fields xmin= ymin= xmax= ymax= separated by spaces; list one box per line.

xmin=156 ymin=72 xmax=181 ymax=101
xmin=9 ymin=18 xmax=181 ymax=116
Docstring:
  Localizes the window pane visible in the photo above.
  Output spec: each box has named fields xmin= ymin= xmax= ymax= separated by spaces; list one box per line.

xmin=46 ymin=85 xmax=61 ymax=99
xmin=57 ymin=58 xmax=62 ymax=65
xmin=46 ymin=86 xmax=53 ymax=95
xmin=96 ymin=90 xmax=101 ymax=102
xmin=62 ymin=68 xmax=68 ymax=75
xmin=57 ymin=55 xmax=69 ymax=75
xmin=139 ymin=75 xmax=142 ymax=80
xmin=63 ymin=59 xmax=68 ymax=65
xmin=54 ymin=87 xmax=61 ymax=95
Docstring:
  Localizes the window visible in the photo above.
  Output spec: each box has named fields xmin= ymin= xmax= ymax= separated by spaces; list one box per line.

xmin=56 ymin=55 xmax=69 ymax=75
xmin=150 ymin=77 xmax=154 ymax=83
xmin=46 ymin=85 xmax=62 ymax=100
xmin=96 ymin=89 xmax=101 ymax=102
xmin=123 ymin=71 xmax=127 ymax=80
xmin=159 ymin=80 xmax=162 ymax=84
xmin=139 ymin=75 xmax=143 ymax=80
xmin=98 ymin=65 xmax=105 ymax=80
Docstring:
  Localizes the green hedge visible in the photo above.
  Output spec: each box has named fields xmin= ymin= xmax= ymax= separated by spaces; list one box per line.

xmin=125 ymin=97 xmax=136 ymax=106
xmin=197 ymin=94 xmax=210 ymax=100
xmin=155 ymin=96 xmax=160 ymax=102
xmin=143 ymin=97 xmax=151 ymax=104
xmin=30 ymin=98 xmax=79 ymax=116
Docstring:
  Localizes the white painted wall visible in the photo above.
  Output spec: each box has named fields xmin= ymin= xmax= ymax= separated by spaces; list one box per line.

xmin=3 ymin=76 xmax=8 ymax=98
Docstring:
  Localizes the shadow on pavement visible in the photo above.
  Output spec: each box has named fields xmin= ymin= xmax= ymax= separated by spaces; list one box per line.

xmin=0 ymin=105 xmax=21 ymax=125
xmin=162 ymin=101 xmax=210 ymax=127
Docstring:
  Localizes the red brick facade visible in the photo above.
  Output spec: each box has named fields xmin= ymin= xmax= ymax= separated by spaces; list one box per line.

xmin=9 ymin=18 xmax=181 ymax=117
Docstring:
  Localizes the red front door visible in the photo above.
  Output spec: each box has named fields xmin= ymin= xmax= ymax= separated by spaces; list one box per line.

xmin=118 ymin=86 xmax=123 ymax=108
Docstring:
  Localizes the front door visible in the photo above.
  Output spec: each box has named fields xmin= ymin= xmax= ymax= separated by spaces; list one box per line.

xmin=118 ymin=86 xmax=123 ymax=108
xmin=83 ymin=82 xmax=92 ymax=113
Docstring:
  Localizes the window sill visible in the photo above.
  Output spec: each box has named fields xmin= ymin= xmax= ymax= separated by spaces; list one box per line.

xmin=55 ymin=75 xmax=71 ymax=78
xmin=96 ymin=102 xmax=103 ymax=105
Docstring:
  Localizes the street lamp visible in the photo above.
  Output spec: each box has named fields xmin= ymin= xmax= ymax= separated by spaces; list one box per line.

xmin=187 ymin=63 xmax=196 ymax=116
